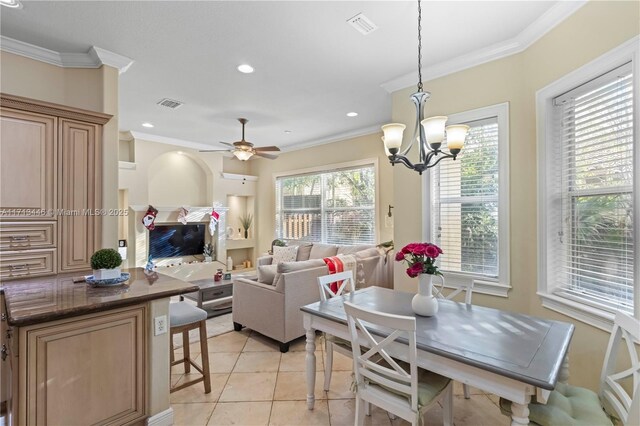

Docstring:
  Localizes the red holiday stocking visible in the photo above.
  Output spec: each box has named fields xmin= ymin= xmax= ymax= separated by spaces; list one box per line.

xmin=142 ymin=205 xmax=158 ymax=230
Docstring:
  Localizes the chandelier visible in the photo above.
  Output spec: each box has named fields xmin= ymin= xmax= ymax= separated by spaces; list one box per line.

xmin=381 ymin=0 xmax=469 ymax=175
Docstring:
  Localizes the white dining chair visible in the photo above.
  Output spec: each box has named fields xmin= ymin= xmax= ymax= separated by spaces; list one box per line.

xmin=343 ymin=301 xmax=453 ymax=426
xmin=499 ymin=311 xmax=640 ymax=426
xmin=434 ymin=279 xmax=474 ymax=399
xmin=317 ymin=270 xmax=356 ymax=392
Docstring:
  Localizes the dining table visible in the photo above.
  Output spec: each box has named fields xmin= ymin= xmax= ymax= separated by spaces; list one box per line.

xmin=300 ymin=286 xmax=575 ymax=425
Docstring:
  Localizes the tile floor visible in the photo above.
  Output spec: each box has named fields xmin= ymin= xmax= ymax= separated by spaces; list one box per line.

xmin=170 ymin=329 xmax=510 ymax=426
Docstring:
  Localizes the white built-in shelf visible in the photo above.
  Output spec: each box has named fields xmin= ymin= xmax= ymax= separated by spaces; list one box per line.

xmin=226 ymin=238 xmax=255 ymax=250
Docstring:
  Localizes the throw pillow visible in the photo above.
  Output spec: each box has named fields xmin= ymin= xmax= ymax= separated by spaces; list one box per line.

xmin=276 ymin=258 xmax=326 ymax=274
xmin=296 ymin=243 xmax=313 ymax=261
xmin=309 ymin=243 xmax=338 ymax=259
xmin=272 ymin=245 xmax=299 ymax=264
xmin=257 ymin=264 xmax=278 ymax=285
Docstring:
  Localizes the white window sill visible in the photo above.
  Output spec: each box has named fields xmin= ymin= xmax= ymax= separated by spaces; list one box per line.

xmin=441 ymin=272 xmax=511 ymax=298
xmin=537 ymin=292 xmax=615 ymax=332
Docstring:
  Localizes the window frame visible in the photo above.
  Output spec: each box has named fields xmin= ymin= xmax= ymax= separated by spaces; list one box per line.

xmin=537 ymin=36 xmax=640 ymax=331
xmin=273 ymin=158 xmax=380 ymax=245
xmin=423 ymin=102 xmax=511 ymax=298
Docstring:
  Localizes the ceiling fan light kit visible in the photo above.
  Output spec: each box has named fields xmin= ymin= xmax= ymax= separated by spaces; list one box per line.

xmin=381 ymin=0 xmax=470 ymax=175
xmin=199 ymin=118 xmax=281 ymax=161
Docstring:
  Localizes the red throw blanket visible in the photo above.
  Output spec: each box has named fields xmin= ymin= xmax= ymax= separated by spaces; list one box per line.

xmin=322 ymin=255 xmax=356 ymax=293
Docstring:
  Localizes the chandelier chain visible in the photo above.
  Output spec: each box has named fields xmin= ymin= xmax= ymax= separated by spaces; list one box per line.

xmin=417 ymin=0 xmax=423 ymax=92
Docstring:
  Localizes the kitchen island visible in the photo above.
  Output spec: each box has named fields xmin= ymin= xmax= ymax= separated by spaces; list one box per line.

xmin=0 ymin=268 xmax=198 ymax=426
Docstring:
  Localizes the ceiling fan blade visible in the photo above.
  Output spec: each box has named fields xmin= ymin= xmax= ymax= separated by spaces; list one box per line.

xmin=219 ymin=141 xmax=235 ymax=147
xmin=254 ymin=152 xmax=279 ymax=160
xmin=254 ymin=146 xmax=281 ymax=152
xmin=199 ymin=149 xmax=231 ymax=152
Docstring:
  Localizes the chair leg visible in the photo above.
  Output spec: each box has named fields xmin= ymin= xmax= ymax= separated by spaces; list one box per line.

xmin=463 ymin=384 xmax=470 ymax=399
xmin=355 ymin=396 xmax=366 ymax=426
xmin=183 ymin=330 xmax=191 ymax=373
xmin=199 ymin=320 xmax=211 ymax=394
xmin=169 ymin=332 xmax=175 ymax=365
xmin=442 ymin=384 xmax=453 ymax=426
xmin=324 ymin=341 xmax=333 ymax=391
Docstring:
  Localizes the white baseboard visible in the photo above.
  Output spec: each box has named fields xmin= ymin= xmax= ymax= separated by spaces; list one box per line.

xmin=146 ymin=407 xmax=174 ymax=426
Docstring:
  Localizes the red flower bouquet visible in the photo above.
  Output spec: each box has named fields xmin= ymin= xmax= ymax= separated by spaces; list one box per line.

xmin=395 ymin=242 xmax=443 ymax=278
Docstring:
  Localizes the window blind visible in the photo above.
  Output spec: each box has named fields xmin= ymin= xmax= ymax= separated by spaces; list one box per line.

xmin=275 ymin=165 xmax=376 ymax=245
xmin=553 ymin=63 xmax=634 ymax=313
xmin=432 ymin=117 xmax=500 ymax=278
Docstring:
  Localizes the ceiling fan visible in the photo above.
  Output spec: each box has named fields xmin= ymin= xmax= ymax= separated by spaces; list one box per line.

xmin=199 ymin=118 xmax=281 ymax=161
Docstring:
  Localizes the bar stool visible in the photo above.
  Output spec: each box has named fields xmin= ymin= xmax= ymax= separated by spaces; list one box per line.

xmin=169 ymin=302 xmax=211 ymax=393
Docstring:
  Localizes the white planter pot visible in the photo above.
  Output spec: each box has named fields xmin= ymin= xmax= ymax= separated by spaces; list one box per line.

xmin=411 ymin=274 xmax=441 ymax=316
xmin=204 ymin=256 xmax=212 ymax=263
xmin=93 ymin=267 xmax=121 ymax=280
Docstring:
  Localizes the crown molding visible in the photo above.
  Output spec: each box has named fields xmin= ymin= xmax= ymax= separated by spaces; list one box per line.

xmin=129 ymin=131 xmax=215 ymax=151
xmin=0 ymin=36 xmax=134 ymax=74
xmin=282 ymin=124 xmax=382 ymax=153
xmin=381 ymin=0 xmax=587 ymax=93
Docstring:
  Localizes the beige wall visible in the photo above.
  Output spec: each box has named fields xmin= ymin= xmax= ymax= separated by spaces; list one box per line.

xmin=1 ymin=51 xmax=120 ymax=247
xmin=148 ymin=152 xmax=208 ymax=206
xmin=249 ymin=133 xmax=394 ymax=255
xmin=391 ymin=0 xmax=639 ymax=391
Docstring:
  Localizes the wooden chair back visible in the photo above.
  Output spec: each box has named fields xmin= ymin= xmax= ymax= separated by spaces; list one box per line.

xmin=599 ymin=311 xmax=640 ymax=425
xmin=435 ymin=279 xmax=474 ymax=305
xmin=343 ymin=301 xmax=419 ymax=413
xmin=317 ymin=270 xmax=355 ymax=302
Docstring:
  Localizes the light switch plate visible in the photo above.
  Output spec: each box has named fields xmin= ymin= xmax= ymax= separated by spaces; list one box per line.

xmin=154 ymin=315 xmax=167 ymax=336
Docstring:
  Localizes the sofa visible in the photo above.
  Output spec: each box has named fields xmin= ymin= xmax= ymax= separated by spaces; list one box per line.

xmin=232 ymin=241 xmax=393 ymax=352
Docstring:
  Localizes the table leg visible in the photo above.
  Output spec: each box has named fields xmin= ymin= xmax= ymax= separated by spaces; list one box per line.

xmin=559 ymin=353 xmax=570 ymax=384
xmin=510 ymin=395 xmax=531 ymax=426
xmin=305 ymin=328 xmax=317 ymax=410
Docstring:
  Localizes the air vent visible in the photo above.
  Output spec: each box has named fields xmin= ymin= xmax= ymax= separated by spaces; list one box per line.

xmin=156 ymin=98 xmax=184 ymax=109
xmin=347 ymin=13 xmax=378 ymax=35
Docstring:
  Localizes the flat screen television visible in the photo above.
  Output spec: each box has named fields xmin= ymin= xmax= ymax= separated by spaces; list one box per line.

xmin=148 ymin=224 xmax=206 ymax=259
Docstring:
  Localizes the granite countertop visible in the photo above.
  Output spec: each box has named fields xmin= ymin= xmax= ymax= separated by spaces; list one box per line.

xmin=2 ymin=268 xmax=199 ymax=326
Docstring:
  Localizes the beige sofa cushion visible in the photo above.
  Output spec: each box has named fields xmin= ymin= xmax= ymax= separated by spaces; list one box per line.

xmin=337 ymin=245 xmax=374 ymax=255
xmin=257 ymin=264 xmax=278 ymax=285
xmin=273 ymin=245 xmax=299 ymax=264
xmin=296 ymin=243 xmax=313 ymax=261
xmin=277 ymin=258 xmax=326 ymax=273
xmin=355 ymin=247 xmax=381 ymax=259
xmin=309 ymin=243 xmax=338 ymax=259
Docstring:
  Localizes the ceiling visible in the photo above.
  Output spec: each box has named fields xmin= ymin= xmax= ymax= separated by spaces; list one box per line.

xmin=1 ymin=1 xmax=566 ymax=151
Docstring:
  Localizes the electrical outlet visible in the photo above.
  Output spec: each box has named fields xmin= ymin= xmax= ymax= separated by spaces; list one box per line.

xmin=154 ymin=315 xmax=167 ymax=336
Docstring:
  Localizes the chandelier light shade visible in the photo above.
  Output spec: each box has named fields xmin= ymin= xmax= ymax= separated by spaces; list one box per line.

xmin=381 ymin=0 xmax=470 ymax=175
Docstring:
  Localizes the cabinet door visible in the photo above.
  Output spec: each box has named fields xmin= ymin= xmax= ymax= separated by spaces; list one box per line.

xmin=0 ymin=109 xmax=56 ymax=220
xmin=23 ymin=306 xmax=146 ymax=425
xmin=59 ymin=119 xmax=102 ymax=272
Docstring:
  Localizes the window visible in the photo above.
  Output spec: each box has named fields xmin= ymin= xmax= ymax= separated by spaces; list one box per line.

xmin=428 ymin=103 xmax=510 ymax=296
xmin=538 ymin=38 xmax=638 ymax=328
xmin=275 ymin=163 xmax=376 ymax=245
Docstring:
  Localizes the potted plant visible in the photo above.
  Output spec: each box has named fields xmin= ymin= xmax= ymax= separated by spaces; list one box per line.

xmin=269 ymin=239 xmax=286 ymax=255
xmin=91 ymin=248 xmax=123 ymax=280
xmin=203 ymin=242 xmax=214 ymax=262
xmin=239 ymin=213 xmax=253 ymax=239
xmin=395 ymin=242 xmax=444 ymax=317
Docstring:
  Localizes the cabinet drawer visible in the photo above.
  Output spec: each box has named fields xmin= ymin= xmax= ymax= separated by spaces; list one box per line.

xmin=0 ymin=222 xmax=56 ymax=250
xmin=202 ymin=285 xmax=233 ymax=302
xmin=0 ymin=249 xmax=56 ymax=280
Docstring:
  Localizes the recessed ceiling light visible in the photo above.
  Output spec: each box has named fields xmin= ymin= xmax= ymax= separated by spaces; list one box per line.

xmin=284 ymin=130 xmax=292 ymax=134
xmin=347 ymin=112 xmax=358 ymax=117
xmin=237 ymin=64 xmax=254 ymax=74
xmin=0 ymin=0 xmax=23 ymax=9
xmin=142 ymin=122 xmax=154 ymax=128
